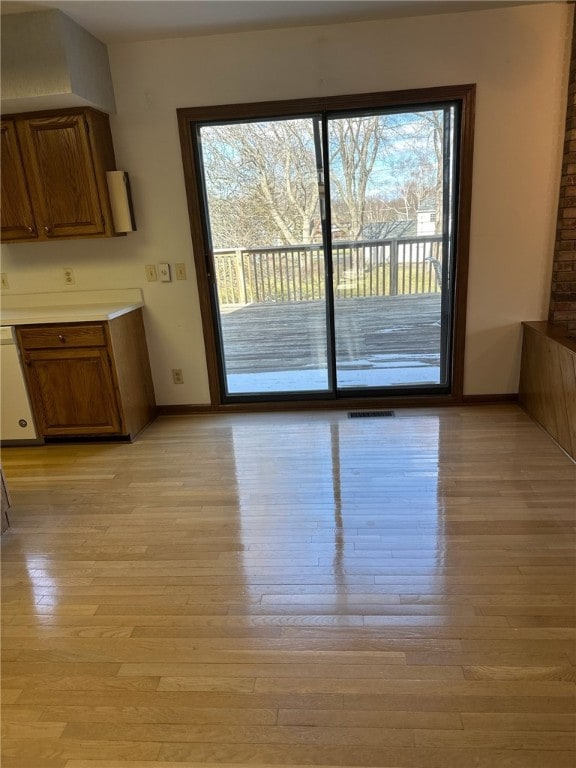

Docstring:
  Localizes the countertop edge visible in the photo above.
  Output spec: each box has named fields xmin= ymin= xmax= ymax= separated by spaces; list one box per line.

xmin=1 ymin=302 xmax=144 ymax=326
xmin=522 ymin=321 xmax=576 ymax=354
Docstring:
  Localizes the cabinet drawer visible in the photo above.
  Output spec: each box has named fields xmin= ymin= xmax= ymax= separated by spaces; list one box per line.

xmin=18 ymin=324 xmax=106 ymax=350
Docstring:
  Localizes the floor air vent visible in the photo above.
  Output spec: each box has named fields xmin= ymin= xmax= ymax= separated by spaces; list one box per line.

xmin=348 ymin=410 xmax=395 ymax=419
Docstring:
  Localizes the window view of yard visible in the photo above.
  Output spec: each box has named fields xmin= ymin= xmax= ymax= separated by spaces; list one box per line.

xmin=199 ymin=108 xmax=452 ymax=395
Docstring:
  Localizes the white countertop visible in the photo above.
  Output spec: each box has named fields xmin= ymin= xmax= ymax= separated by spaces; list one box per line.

xmin=1 ymin=302 xmax=143 ymax=326
xmin=0 ymin=289 xmax=145 ymax=326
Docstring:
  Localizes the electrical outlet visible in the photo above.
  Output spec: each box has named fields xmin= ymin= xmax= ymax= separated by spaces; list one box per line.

xmin=158 ymin=263 xmax=172 ymax=282
xmin=175 ymin=263 xmax=187 ymax=280
xmin=145 ymin=264 xmax=158 ymax=282
xmin=172 ymin=368 xmax=184 ymax=384
xmin=63 ymin=268 xmax=75 ymax=285
xmin=0 ymin=273 xmax=9 ymax=289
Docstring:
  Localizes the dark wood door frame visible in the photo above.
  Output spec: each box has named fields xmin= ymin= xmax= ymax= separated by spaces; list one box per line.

xmin=177 ymin=84 xmax=475 ymax=410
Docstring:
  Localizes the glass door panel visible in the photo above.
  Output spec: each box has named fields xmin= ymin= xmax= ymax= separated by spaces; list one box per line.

xmin=327 ymin=108 xmax=454 ymax=390
xmin=197 ymin=118 xmax=330 ymax=396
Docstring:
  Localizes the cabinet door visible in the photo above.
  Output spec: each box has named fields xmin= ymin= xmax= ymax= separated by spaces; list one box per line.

xmin=16 ymin=114 xmax=106 ymax=238
xmin=24 ymin=348 xmax=122 ymax=436
xmin=0 ymin=120 xmax=38 ymax=241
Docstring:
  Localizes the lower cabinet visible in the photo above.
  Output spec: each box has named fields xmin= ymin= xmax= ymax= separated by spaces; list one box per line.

xmin=519 ymin=322 xmax=576 ymax=461
xmin=23 ymin=347 xmax=122 ymax=436
xmin=17 ymin=309 xmax=156 ymax=440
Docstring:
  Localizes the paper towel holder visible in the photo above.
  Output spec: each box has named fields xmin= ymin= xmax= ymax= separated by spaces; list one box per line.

xmin=106 ymin=171 xmax=137 ymax=233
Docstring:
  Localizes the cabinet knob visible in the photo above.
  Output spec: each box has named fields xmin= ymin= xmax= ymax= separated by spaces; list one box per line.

xmin=58 ymin=334 xmax=66 ymax=343
xmin=27 ymin=226 xmax=34 ymax=233
xmin=44 ymin=226 xmax=51 ymax=233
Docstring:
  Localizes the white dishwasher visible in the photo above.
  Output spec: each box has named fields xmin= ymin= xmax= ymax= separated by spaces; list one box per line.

xmin=0 ymin=326 xmax=40 ymax=443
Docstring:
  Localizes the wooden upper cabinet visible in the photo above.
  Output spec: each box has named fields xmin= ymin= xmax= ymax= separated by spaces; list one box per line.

xmin=0 ymin=120 xmax=38 ymax=241
xmin=1 ymin=108 xmax=119 ymax=243
xmin=18 ymin=113 xmax=106 ymax=238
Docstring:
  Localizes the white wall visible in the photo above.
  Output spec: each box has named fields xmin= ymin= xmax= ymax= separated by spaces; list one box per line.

xmin=1 ymin=3 xmax=571 ymax=402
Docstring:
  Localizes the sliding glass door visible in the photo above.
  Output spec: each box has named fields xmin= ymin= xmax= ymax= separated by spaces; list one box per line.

xmin=185 ymin=90 xmax=469 ymax=403
xmin=327 ymin=107 xmax=455 ymax=391
xmin=198 ymin=117 xmax=331 ymax=395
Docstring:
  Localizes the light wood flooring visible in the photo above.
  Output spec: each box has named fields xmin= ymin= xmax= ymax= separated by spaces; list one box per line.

xmin=1 ymin=405 xmax=575 ymax=768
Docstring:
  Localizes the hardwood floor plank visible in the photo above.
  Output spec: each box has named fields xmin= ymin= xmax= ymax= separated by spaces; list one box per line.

xmin=122 ymin=661 xmax=413 ymax=679
xmin=462 ymin=665 xmax=576 ymax=681
xmin=1 ymin=662 xmax=122 ymax=676
xmin=62 ymin=721 xmax=416 ymax=746
xmin=405 ymin=651 xmax=574 ymax=666
xmin=343 ymin=693 xmax=576 ymax=713
xmin=0 ymin=721 xmax=67 ymax=740
xmin=0 ymin=739 xmax=160 ymax=761
xmin=1 ymin=760 xmax=67 ymax=768
xmin=251 ymin=667 xmax=466 ymax=693
xmin=413 ymin=728 xmax=575 ymax=750
xmin=14 ymin=690 xmax=346 ymax=709
xmin=39 ymin=706 xmax=279 ymax=725
xmin=277 ymin=708 xmax=462 ymax=729
xmin=1 ymin=706 xmax=46 ymax=723
xmin=460 ymin=712 xmax=576 ymax=731
xmin=3 ymin=624 xmax=283 ymax=639
xmin=2 ymin=674 xmax=160 ymax=691
xmin=156 ymin=676 xmax=257 ymax=693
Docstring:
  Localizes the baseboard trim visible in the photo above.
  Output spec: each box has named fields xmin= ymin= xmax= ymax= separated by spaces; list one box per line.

xmin=157 ymin=404 xmax=215 ymax=415
xmin=157 ymin=393 xmax=518 ymax=416
xmin=460 ymin=394 xmax=518 ymax=405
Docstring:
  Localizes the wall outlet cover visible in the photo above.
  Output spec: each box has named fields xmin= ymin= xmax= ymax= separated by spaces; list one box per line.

xmin=63 ymin=268 xmax=75 ymax=285
xmin=145 ymin=264 xmax=158 ymax=282
xmin=175 ymin=263 xmax=187 ymax=280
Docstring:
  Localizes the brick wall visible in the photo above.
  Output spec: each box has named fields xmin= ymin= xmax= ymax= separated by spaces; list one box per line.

xmin=549 ymin=13 xmax=576 ymax=330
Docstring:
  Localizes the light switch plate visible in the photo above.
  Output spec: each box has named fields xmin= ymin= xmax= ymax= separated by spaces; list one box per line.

xmin=158 ymin=263 xmax=172 ymax=282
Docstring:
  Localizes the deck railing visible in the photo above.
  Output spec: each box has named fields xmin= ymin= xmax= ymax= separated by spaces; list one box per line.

xmin=214 ymin=236 xmax=443 ymax=305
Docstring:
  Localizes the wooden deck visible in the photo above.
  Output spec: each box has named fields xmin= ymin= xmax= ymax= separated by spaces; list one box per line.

xmin=220 ymin=294 xmax=441 ymax=375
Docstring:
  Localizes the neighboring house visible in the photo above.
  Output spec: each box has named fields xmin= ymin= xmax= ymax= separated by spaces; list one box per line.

xmin=416 ymin=194 xmax=438 ymax=236
xmin=416 ymin=208 xmax=436 ymax=236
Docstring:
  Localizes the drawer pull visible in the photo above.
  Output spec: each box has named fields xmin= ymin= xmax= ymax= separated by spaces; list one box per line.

xmin=58 ymin=334 xmax=66 ymax=343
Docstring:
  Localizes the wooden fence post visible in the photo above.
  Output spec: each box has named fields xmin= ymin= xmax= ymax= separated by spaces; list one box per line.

xmin=390 ymin=239 xmax=399 ymax=296
xmin=235 ymin=249 xmax=247 ymax=305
